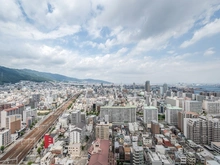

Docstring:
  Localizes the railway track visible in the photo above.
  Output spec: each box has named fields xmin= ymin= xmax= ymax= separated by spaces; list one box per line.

xmin=0 ymin=93 xmax=80 ymax=165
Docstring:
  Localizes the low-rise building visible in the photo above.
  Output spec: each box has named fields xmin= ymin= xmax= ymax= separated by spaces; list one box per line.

xmin=88 ymin=139 xmax=110 ymax=165
xmin=68 ymin=143 xmax=81 ymax=157
xmin=40 ymin=152 xmax=54 ymax=165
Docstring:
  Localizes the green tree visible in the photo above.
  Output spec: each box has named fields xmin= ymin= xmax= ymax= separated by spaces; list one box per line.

xmin=0 ymin=146 xmax=5 ymax=153
xmin=28 ymin=161 xmax=33 ymax=165
xmin=37 ymin=147 xmax=41 ymax=155
xmin=85 ymin=135 xmax=89 ymax=142
xmin=20 ymin=131 xmax=24 ymax=136
xmin=40 ymin=141 xmax=44 ymax=148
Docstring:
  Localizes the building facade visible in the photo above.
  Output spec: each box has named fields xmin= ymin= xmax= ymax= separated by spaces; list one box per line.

xmin=70 ymin=110 xmax=81 ymax=125
xmin=44 ymin=134 xmax=54 ymax=148
xmin=143 ymin=106 xmax=158 ymax=124
xmin=145 ymin=81 xmax=150 ymax=92
xmin=95 ymin=122 xmax=109 ymax=140
xmin=183 ymin=100 xmax=202 ymax=113
xmin=165 ymin=106 xmax=182 ymax=126
xmin=187 ymin=116 xmax=220 ymax=145
xmin=100 ymin=106 xmax=136 ymax=123
xmin=0 ymin=128 xmax=11 ymax=147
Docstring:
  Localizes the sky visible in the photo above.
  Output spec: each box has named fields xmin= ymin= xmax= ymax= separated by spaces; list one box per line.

xmin=0 ymin=0 xmax=220 ymax=84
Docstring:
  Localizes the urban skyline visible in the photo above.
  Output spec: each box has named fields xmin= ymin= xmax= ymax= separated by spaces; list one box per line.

xmin=0 ymin=1 xmax=220 ymax=84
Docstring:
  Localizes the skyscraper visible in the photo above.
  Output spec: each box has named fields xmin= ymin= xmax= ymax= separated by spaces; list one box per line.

xmin=163 ymin=83 xmax=168 ymax=94
xmin=145 ymin=81 xmax=150 ymax=92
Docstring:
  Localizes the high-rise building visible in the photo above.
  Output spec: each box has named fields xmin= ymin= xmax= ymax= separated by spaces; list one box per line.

xmin=100 ymin=105 xmax=136 ymax=123
xmin=163 ymin=83 xmax=168 ymax=94
xmin=165 ymin=106 xmax=182 ymax=126
xmin=133 ymin=82 xmax=136 ymax=90
xmin=69 ymin=127 xmax=82 ymax=144
xmin=151 ymin=120 xmax=160 ymax=135
xmin=187 ymin=118 xmax=208 ymax=145
xmin=203 ymin=100 xmax=220 ymax=114
xmin=165 ymin=97 xmax=179 ymax=107
xmin=177 ymin=111 xmax=199 ymax=133
xmin=1 ymin=105 xmax=24 ymax=126
xmin=0 ymin=129 xmax=11 ymax=147
xmin=95 ymin=122 xmax=109 ymax=140
xmin=196 ymin=95 xmax=205 ymax=102
xmin=5 ymin=114 xmax=21 ymax=134
xmin=143 ymin=106 xmax=158 ymax=125
xmin=70 ymin=110 xmax=81 ymax=125
xmin=23 ymin=107 xmax=37 ymax=123
xmin=131 ymin=142 xmax=144 ymax=165
xmin=145 ymin=95 xmax=150 ymax=106
xmin=145 ymin=81 xmax=150 ymax=92
xmin=159 ymin=87 xmax=163 ymax=96
xmin=187 ymin=116 xmax=220 ymax=145
xmin=183 ymin=100 xmax=202 ymax=113
xmin=32 ymin=94 xmax=41 ymax=103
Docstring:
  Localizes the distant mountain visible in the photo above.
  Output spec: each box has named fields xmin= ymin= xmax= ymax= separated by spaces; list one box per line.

xmin=0 ymin=66 xmax=111 ymax=85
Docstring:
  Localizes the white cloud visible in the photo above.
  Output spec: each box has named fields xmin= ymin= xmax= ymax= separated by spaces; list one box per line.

xmin=86 ymin=0 xmax=220 ymax=51
xmin=0 ymin=22 xmax=81 ymax=40
xmin=0 ymin=1 xmax=220 ymax=83
xmin=204 ymin=47 xmax=215 ymax=56
xmin=181 ymin=19 xmax=220 ymax=48
xmin=1 ymin=42 xmax=219 ymax=83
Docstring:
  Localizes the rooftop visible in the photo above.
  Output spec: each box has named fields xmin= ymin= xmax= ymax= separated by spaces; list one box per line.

xmin=88 ymin=139 xmax=110 ymax=165
xmin=212 ymin=142 xmax=220 ymax=147
xmin=144 ymin=105 xmax=158 ymax=109
xmin=101 ymin=105 xmax=136 ymax=109
xmin=167 ymin=106 xmax=182 ymax=110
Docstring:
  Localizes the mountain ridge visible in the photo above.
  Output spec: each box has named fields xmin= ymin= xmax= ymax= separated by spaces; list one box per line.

xmin=0 ymin=66 xmax=111 ymax=85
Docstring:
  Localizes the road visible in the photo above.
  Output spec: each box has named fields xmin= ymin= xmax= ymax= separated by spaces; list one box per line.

xmin=0 ymin=93 xmax=81 ymax=165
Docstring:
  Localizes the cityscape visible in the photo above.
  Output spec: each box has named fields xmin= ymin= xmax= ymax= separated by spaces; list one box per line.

xmin=1 ymin=1 xmax=220 ymax=165
xmin=0 ymin=81 xmax=220 ymax=165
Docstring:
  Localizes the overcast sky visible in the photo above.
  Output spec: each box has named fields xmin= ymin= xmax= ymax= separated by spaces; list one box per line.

xmin=0 ymin=0 xmax=220 ymax=84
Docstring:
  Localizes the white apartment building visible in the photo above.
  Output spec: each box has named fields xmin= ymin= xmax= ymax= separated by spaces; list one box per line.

xmin=0 ymin=129 xmax=11 ymax=147
xmin=165 ymin=106 xmax=182 ymax=126
xmin=203 ymin=100 xmax=220 ymax=114
xmin=183 ymin=100 xmax=202 ymax=113
xmin=1 ymin=105 xmax=24 ymax=127
xmin=131 ymin=142 xmax=144 ymax=165
xmin=187 ymin=116 xmax=220 ymax=145
xmin=58 ymin=114 xmax=69 ymax=128
xmin=69 ymin=127 xmax=82 ymax=144
xmin=143 ymin=106 xmax=158 ymax=124
xmin=23 ymin=107 xmax=37 ymax=123
xmin=165 ymin=97 xmax=179 ymax=107
xmin=100 ymin=105 xmax=136 ymax=123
